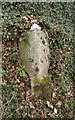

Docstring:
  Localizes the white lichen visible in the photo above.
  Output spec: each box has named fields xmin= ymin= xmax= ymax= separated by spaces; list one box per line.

xmin=30 ymin=23 xmax=41 ymax=31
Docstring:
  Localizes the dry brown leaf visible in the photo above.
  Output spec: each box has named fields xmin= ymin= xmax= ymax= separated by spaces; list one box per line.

xmin=31 ymin=19 xmax=37 ymax=23
xmin=30 ymin=102 xmax=35 ymax=110
xmin=47 ymin=101 xmax=53 ymax=109
xmin=53 ymin=108 xmax=57 ymax=114
xmin=21 ymin=16 xmax=28 ymax=20
xmin=19 ymin=105 xmax=24 ymax=110
xmin=56 ymin=100 xmax=62 ymax=107
xmin=52 ymin=92 xmax=56 ymax=98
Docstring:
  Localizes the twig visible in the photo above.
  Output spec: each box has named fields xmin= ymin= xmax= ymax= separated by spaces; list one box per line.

xmin=2 ymin=94 xmax=15 ymax=108
xmin=6 ymin=108 xmax=19 ymax=118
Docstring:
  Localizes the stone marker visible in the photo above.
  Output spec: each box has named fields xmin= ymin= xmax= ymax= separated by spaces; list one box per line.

xmin=19 ymin=24 xmax=50 ymax=98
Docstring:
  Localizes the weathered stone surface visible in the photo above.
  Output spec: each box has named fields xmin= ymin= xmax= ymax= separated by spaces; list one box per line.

xmin=19 ymin=30 xmax=50 ymax=93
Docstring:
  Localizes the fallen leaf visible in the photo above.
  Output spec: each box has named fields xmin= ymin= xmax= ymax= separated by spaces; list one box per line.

xmin=30 ymin=19 xmax=37 ymax=23
xmin=19 ymin=105 xmax=24 ymax=110
xmin=56 ymin=100 xmax=62 ymax=107
xmin=30 ymin=102 xmax=35 ymax=110
xmin=21 ymin=16 xmax=28 ymax=20
xmin=54 ymin=108 xmax=57 ymax=114
xmin=52 ymin=92 xmax=56 ymax=98
xmin=47 ymin=101 xmax=53 ymax=109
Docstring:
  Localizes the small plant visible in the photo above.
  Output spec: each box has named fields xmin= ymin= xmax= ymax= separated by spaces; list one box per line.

xmin=11 ymin=57 xmax=17 ymax=62
xmin=55 ymin=112 xmax=63 ymax=120
xmin=16 ymin=66 xmax=27 ymax=78
xmin=69 ymin=100 xmax=75 ymax=110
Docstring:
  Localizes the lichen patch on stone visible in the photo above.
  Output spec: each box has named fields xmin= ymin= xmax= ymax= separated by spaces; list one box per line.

xmin=35 ymin=67 xmax=39 ymax=72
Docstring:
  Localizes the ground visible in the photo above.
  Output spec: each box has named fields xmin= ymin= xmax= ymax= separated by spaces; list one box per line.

xmin=1 ymin=2 xmax=75 ymax=119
